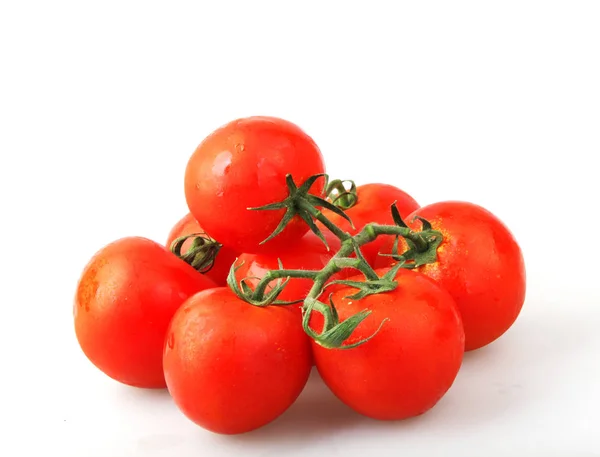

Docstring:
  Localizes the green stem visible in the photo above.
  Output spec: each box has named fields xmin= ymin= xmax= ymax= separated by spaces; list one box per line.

xmin=352 ymin=240 xmax=380 ymax=280
xmin=251 ymin=268 xmax=320 ymax=301
xmin=232 ymin=174 xmax=444 ymax=349
xmin=246 ymin=220 xmax=437 ymax=320
xmin=236 ymin=218 xmax=441 ymax=349
xmin=297 ymin=199 xmax=352 ymax=241
xmin=356 ymin=224 xmax=429 ymax=253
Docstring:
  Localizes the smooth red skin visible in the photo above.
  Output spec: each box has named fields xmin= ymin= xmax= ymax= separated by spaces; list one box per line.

xmin=321 ymin=183 xmax=420 ymax=264
xmin=310 ymin=268 xmax=464 ymax=421
xmin=234 ymin=231 xmax=342 ymax=307
xmin=163 ymin=288 xmax=312 ymax=435
xmin=166 ymin=212 xmax=240 ymax=286
xmin=74 ymin=237 xmax=216 ymax=388
xmin=375 ymin=201 xmax=526 ymax=351
xmin=184 ymin=116 xmax=326 ymax=254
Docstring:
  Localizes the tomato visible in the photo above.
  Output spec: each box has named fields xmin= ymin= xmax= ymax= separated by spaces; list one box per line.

xmin=167 ymin=212 xmax=240 ymax=286
xmin=234 ymin=231 xmax=342 ymax=306
xmin=184 ymin=116 xmax=326 ymax=254
xmin=163 ymin=287 xmax=312 ymax=434
xmin=374 ymin=201 xmax=526 ymax=351
xmin=320 ymin=183 xmax=420 ymax=264
xmin=310 ymin=268 xmax=464 ymax=421
xmin=74 ymin=237 xmax=216 ymax=388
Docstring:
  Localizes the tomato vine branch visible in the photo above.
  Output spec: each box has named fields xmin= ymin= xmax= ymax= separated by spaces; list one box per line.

xmin=228 ymin=174 xmax=444 ymax=350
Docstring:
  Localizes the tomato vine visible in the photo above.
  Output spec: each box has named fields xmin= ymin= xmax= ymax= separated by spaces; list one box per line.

xmin=227 ymin=173 xmax=444 ymax=350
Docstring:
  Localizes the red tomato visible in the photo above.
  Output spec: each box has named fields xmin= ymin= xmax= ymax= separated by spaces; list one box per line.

xmin=234 ymin=231 xmax=342 ymax=306
xmin=74 ymin=237 xmax=216 ymax=388
xmin=320 ymin=183 xmax=419 ymax=264
xmin=166 ymin=212 xmax=240 ymax=286
xmin=375 ymin=201 xmax=526 ymax=351
xmin=310 ymin=268 xmax=464 ymax=421
xmin=184 ymin=116 xmax=326 ymax=254
xmin=163 ymin=287 xmax=312 ymax=434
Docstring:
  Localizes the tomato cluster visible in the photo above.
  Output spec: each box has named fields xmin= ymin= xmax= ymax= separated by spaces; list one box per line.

xmin=74 ymin=116 xmax=526 ymax=435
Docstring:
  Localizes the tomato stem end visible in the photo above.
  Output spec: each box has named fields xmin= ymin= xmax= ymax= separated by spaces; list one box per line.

xmin=170 ymin=233 xmax=222 ymax=274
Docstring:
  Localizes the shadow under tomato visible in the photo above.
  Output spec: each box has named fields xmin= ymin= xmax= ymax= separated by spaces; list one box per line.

xmin=112 ymin=381 xmax=173 ymax=405
xmin=220 ymin=336 xmax=531 ymax=447
xmin=422 ymin=305 xmax=587 ymax=431
xmin=225 ymin=368 xmax=367 ymax=444
xmin=212 ymin=303 xmax=591 ymax=446
xmin=218 ymin=369 xmax=459 ymax=450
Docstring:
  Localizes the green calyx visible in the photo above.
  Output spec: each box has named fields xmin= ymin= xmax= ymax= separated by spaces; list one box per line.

xmin=301 ymin=296 xmax=388 ymax=350
xmin=232 ymin=174 xmax=444 ymax=351
xmin=249 ymin=174 xmax=354 ymax=249
xmin=376 ymin=204 xmax=444 ymax=269
xmin=170 ymin=233 xmax=222 ymax=273
xmin=325 ymin=179 xmax=358 ymax=210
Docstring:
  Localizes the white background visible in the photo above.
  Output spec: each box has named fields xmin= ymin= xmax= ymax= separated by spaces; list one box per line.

xmin=1 ymin=1 xmax=599 ymax=456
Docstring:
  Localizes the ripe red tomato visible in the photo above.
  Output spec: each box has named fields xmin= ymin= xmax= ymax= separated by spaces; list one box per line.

xmin=234 ymin=231 xmax=341 ymax=306
xmin=167 ymin=212 xmax=240 ymax=286
xmin=310 ymin=268 xmax=464 ymax=421
xmin=74 ymin=237 xmax=216 ymax=388
xmin=320 ymin=183 xmax=419 ymax=264
xmin=163 ymin=287 xmax=312 ymax=434
xmin=375 ymin=201 xmax=526 ymax=351
xmin=184 ymin=116 xmax=326 ymax=254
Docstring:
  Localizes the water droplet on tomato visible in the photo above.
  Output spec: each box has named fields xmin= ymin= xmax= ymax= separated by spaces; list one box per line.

xmin=167 ymin=333 xmax=175 ymax=349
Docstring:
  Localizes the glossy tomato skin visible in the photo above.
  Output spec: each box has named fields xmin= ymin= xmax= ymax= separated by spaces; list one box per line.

xmin=163 ymin=287 xmax=312 ymax=435
xmin=167 ymin=212 xmax=240 ymax=286
xmin=375 ymin=201 xmax=526 ymax=351
xmin=234 ymin=231 xmax=341 ymax=306
xmin=74 ymin=237 xmax=216 ymax=388
xmin=310 ymin=268 xmax=464 ymax=421
xmin=321 ymin=183 xmax=420 ymax=264
xmin=184 ymin=116 xmax=326 ymax=254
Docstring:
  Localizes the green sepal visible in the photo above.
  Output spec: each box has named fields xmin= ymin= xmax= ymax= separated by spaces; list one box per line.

xmin=390 ymin=203 xmax=408 ymax=228
xmin=240 ymin=279 xmax=254 ymax=296
xmin=248 ymin=173 xmax=354 ymax=246
xmin=298 ymin=208 xmax=329 ymax=249
xmin=328 ymin=278 xmax=397 ymax=300
xmin=306 ymin=194 xmax=354 ymax=227
xmin=296 ymin=173 xmax=325 ymax=194
xmin=313 ymin=309 xmax=372 ymax=349
xmin=378 ymin=211 xmax=443 ymax=269
xmin=414 ymin=215 xmax=432 ymax=231
xmin=400 ymin=230 xmax=443 ymax=268
xmin=252 ymin=202 xmax=298 ymax=245
xmin=170 ymin=232 xmax=222 ymax=273
xmin=303 ymin=295 xmax=389 ymax=350
xmin=226 ymin=261 xmax=294 ymax=307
